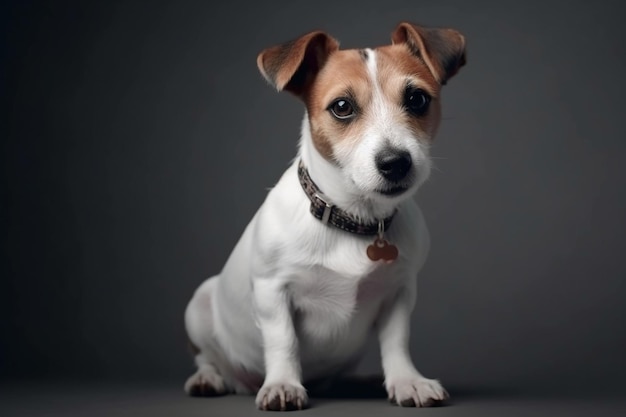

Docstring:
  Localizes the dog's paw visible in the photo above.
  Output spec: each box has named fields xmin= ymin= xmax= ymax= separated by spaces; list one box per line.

xmin=386 ymin=376 xmax=448 ymax=407
xmin=255 ymin=381 xmax=308 ymax=411
xmin=184 ymin=368 xmax=226 ymax=397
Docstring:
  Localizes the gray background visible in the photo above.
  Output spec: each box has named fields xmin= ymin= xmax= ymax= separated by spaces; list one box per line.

xmin=2 ymin=0 xmax=626 ymax=415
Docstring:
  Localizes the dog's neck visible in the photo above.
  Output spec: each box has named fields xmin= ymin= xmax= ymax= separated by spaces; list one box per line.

xmin=298 ymin=116 xmax=400 ymax=223
xmin=297 ymin=160 xmax=395 ymax=235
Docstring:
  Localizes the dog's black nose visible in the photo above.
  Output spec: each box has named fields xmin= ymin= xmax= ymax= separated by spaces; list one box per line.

xmin=375 ymin=149 xmax=412 ymax=182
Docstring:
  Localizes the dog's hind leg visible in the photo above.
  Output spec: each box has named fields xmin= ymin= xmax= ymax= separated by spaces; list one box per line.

xmin=184 ymin=350 xmax=227 ymax=396
xmin=184 ymin=277 xmax=228 ymax=396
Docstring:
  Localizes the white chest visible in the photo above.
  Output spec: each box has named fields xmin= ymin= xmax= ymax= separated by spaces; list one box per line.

xmin=287 ymin=261 xmax=401 ymax=341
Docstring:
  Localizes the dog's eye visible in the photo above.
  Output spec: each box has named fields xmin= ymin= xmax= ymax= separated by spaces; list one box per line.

xmin=404 ymin=88 xmax=431 ymax=116
xmin=329 ymin=99 xmax=356 ymax=120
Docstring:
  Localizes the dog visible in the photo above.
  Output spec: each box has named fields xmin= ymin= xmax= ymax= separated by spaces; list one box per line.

xmin=184 ymin=22 xmax=466 ymax=410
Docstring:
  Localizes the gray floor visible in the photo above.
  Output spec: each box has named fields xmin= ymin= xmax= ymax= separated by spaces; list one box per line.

xmin=2 ymin=380 xmax=625 ymax=417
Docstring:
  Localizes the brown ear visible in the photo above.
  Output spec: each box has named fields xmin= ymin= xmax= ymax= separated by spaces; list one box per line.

xmin=391 ymin=22 xmax=466 ymax=85
xmin=257 ymin=31 xmax=339 ymax=95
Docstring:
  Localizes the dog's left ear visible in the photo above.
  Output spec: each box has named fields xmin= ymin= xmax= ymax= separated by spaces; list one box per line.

xmin=257 ymin=31 xmax=340 ymax=96
xmin=391 ymin=22 xmax=466 ymax=85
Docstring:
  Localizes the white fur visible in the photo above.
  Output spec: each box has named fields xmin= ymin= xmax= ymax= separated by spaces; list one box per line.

xmin=185 ymin=49 xmax=446 ymax=410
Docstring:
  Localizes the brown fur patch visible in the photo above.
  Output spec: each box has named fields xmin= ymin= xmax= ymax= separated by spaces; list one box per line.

xmin=391 ymin=22 xmax=466 ymax=85
xmin=302 ymin=44 xmax=444 ymax=163
xmin=304 ymin=49 xmax=372 ymax=161
xmin=375 ymin=44 xmax=440 ymax=97
xmin=256 ymin=25 xmax=465 ymax=163
xmin=375 ymin=44 xmax=443 ymax=139
xmin=257 ymin=31 xmax=339 ymax=94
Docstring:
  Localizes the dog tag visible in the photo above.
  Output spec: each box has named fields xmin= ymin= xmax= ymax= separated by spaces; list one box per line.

xmin=367 ymin=238 xmax=398 ymax=263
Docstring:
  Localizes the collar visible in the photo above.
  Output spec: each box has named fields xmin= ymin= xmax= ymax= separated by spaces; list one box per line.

xmin=297 ymin=160 xmax=395 ymax=236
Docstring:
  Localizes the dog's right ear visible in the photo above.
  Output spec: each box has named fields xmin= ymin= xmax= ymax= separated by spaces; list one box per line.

xmin=257 ymin=31 xmax=339 ymax=96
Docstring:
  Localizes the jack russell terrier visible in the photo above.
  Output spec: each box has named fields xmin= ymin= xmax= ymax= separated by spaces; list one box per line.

xmin=184 ymin=22 xmax=466 ymax=410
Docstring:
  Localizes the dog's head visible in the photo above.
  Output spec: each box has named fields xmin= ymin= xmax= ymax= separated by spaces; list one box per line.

xmin=258 ymin=23 xmax=466 ymax=204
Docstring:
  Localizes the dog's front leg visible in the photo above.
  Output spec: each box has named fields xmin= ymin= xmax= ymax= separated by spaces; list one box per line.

xmin=377 ymin=281 xmax=448 ymax=407
xmin=253 ymin=278 xmax=307 ymax=411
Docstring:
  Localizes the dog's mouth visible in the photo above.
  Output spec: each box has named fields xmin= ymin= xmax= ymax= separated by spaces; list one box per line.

xmin=376 ymin=185 xmax=410 ymax=196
